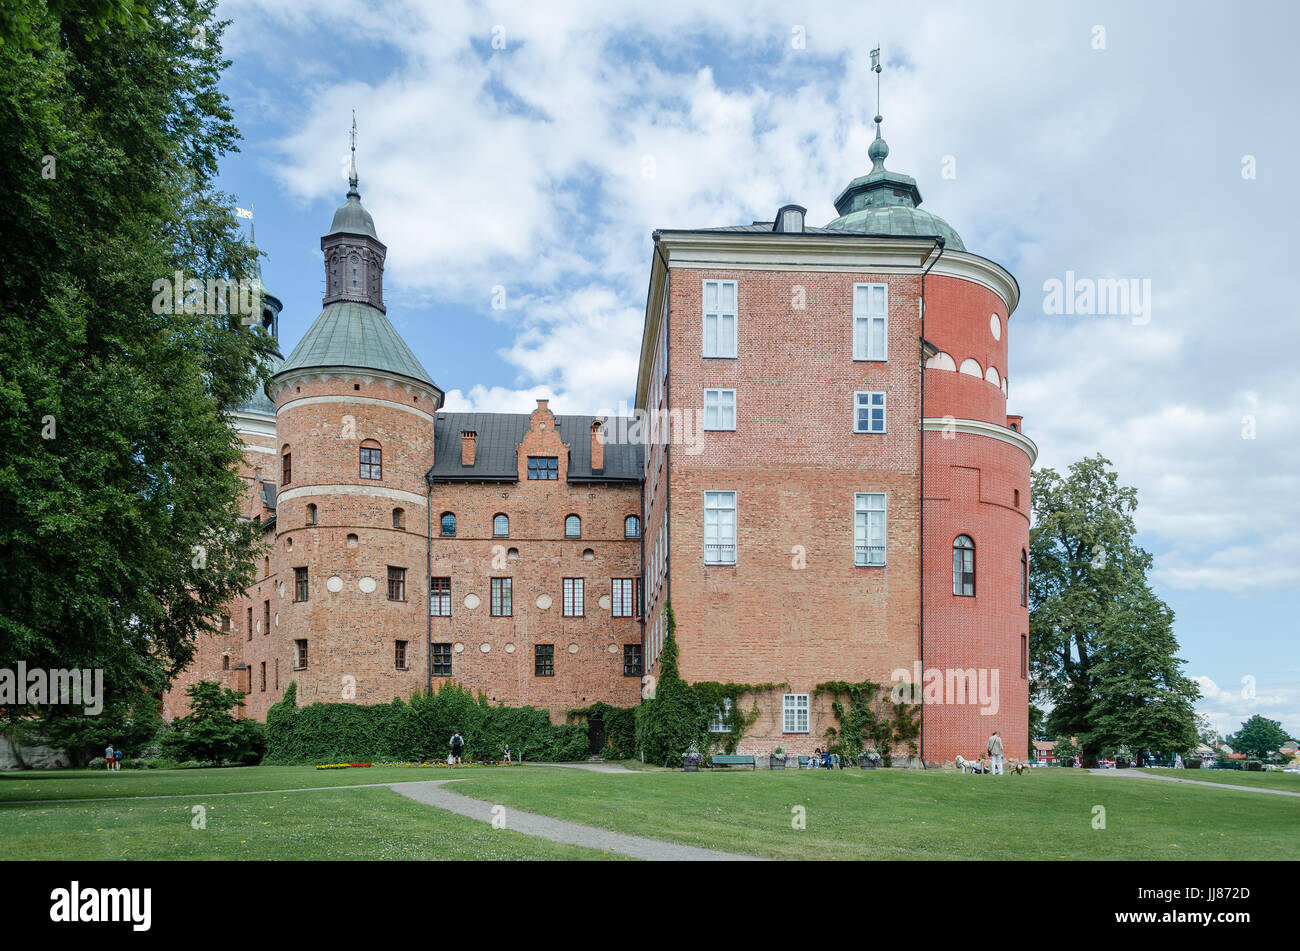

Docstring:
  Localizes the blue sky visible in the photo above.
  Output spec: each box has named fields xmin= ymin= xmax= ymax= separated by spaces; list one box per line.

xmin=214 ymin=0 xmax=1298 ymax=739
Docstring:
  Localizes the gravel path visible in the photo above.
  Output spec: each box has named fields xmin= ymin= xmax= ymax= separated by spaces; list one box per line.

xmin=390 ymin=779 xmax=768 ymax=861
xmin=1087 ymin=768 xmax=1300 ymax=798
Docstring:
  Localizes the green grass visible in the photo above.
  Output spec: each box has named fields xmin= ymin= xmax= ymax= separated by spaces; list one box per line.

xmin=4 ymin=764 xmax=1296 ymax=861
xmin=0 ymin=764 xmax=501 ymax=803
xmin=1137 ymin=768 xmax=1300 ymax=789
xmin=448 ymin=766 xmax=1300 ymax=860
xmin=0 ymin=784 xmax=623 ymax=860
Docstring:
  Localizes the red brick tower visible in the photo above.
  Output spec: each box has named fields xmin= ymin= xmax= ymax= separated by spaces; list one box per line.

xmin=266 ymin=149 xmax=444 ymax=710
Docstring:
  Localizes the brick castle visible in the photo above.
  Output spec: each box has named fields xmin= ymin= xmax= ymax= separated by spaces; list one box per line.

xmin=164 ymin=116 xmax=1035 ymax=764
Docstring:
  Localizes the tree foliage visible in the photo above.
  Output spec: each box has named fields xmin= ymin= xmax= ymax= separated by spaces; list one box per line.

xmin=1029 ymin=456 xmax=1199 ymax=763
xmin=0 ymin=0 xmax=276 ymax=720
xmin=160 ymin=680 xmax=261 ymax=766
xmin=1227 ymin=715 xmax=1293 ymax=760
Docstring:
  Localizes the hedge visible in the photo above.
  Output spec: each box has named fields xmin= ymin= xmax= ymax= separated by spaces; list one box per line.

xmin=263 ymin=681 xmax=591 ymax=765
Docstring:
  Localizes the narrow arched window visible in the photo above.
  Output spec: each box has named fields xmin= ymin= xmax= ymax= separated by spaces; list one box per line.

xmin=493 ymin=514 xmax=509 ymax=537
xmin=1020 ymin=550 xmax=1028 ymax=606
xmin=565 ymin=514 xmax=581 ymax=538
xmin=624 ymin=515 xmax=640 ymax=538
xmin=306 ymin=503 xmax=317 ymax=526
xmin=393 ymin=508 xmax=405 ymax=530
xmin=953 ymin=535 xmax=975 ymax=596
xmin=440 ymin=512 xmax=456 ymax=537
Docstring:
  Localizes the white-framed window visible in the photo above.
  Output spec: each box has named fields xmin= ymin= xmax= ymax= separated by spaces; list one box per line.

xmin=702 ymin=279 xmax=737 ymax=358
xmin=854 ymin=493 xmax=886 ymax=566
xmin=852 ymin=282 xmax=888 ymax=361
xmin=563 ymin=577 xmax=584 ymax=617
xmin=611 ymin=578 xmax=636 ymax=618
xmin=854 ymin=391 xmax=887 ymax=433
xmin=703 ymin=388 xmax=736 ymax=430
xmin=709 ymin=697 xmax=734 ymax=733
xmin=783 ymin=693 xmax=809 ymax=734
xmin=704 ymin=491 xmax=736 ymax=565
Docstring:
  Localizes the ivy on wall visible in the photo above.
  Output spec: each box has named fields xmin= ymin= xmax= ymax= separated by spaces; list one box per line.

xmin=814 ymin=680 xmax=922 ymax=766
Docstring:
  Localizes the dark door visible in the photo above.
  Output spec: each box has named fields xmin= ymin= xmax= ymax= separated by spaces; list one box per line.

xmin=587 ymin=714 xmax=605 ymax=755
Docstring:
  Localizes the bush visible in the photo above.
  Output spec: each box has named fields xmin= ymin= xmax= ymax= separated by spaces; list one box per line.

xmin=263 ymin=680 xmax=593 ymax=765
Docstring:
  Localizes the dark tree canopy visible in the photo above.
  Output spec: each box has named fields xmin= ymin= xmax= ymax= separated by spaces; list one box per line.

xmin=1029 ymin=456 xmax=1199 ymax=762
xmin=0 ymin=0 xmax=276 ymax=719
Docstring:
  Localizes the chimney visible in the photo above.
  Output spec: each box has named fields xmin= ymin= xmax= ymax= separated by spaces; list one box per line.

xmin=461 ymin=430 xmax=476 ymax=466
xmin=590 ymin=420 xmax=604 ymax=472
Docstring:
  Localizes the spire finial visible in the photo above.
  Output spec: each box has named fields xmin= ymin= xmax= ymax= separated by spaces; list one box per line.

xmin=868 ymin=48 xmax=889 ymax=171
xmin=348 ymin=109 xmax=359 ymax=197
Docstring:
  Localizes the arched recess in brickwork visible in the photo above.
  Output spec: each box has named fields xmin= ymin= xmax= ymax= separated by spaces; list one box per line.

xmin=926 ymin=351 xmax=956 ymax=371
xmin=959 ymin=358 xmax=983 ymax=378
xmin=985 ymin=366 xmax=1000 ymax=388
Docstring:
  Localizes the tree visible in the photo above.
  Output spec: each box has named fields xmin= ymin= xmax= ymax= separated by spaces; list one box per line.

xmin=12 ymin=692 xmax=163 ymax=766
xmin=634 ymin=606 xmax=707 ymax=765
xmin=0 ymin=1 xmax=275 ymax=723
xmin=160 ymin=680 xmax=261 ymax=766
xmin=1195 ymin=713 xmax=1217 ymax=746
xmin=1029 ymin=456 xmax=1199 ymax=764
xmin=1227 ymin=715 xmax=1293 ymax=761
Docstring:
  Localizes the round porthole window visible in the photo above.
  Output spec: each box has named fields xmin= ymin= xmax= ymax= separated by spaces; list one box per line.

xmin=990 ymin=313 xmax=1001 ymax=341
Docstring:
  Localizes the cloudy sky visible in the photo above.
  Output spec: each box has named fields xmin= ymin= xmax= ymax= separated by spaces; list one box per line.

xmin=214 ymin=0 xmax=1298 ymax=739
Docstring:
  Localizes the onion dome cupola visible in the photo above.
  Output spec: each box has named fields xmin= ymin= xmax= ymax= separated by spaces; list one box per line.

xmin=273 ymin=121 xmax=442 ymax=404
xmin=824 ymin=115 xmax=965 ymax=251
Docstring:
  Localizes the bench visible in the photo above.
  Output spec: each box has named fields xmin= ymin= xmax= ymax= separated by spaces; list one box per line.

xmin=710 ymin=754 xmax=756 ymax=770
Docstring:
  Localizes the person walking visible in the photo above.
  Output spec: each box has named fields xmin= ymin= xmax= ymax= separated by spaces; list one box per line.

xmin=987 ymin=731 xmax=1004 ymax=775
xmin=449 ymin=729 xmax=464 ymax=766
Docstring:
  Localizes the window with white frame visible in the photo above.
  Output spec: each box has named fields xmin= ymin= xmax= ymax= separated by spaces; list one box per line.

xmin=852 ymin=283 xmax=888 ymax=360
xmin=709 ymin=697 xmax=734 ymax=733
xmin=854 ymin=391 xmax=886 ymax=433
xmin=854 ymin=493 xmax=886 ymax=566
xmin=703 ymin=388 xmax=736 ymax=430
xmin=783 ymin=693 xmax=809 ymax=734
xmin=611 ymin=578 xmax=636 ymax=618
xmin=702 ymin=280 xmax=737 ymax=358
xmin=562 ymin=577 xmax=584 ymax=617
xmin=704 ymin=491 xmax=736 ymax=565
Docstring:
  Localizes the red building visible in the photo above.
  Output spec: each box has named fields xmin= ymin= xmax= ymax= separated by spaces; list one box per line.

xmin=167 ymin=115 xmax=1033 ymax=764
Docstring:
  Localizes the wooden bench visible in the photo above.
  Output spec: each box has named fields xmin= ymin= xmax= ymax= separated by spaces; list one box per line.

xmin=710 ymin=754 xmax=756 ymax=770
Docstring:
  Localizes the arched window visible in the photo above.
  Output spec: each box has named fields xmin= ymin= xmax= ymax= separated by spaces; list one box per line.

xmin=565 ymin=514 xmax=581 ymax=538
xmin=359 ymin=439 xmax=382 ymax=480
xmin=624 ymin=515 xmax=640 ymax=538
xmin=281 ymin=445 xmax=292 ymax=485
xmin=393 ymin=508 xmax=405 ymax=530
xmin=1020 ymin=550 xmax=1028 ymax=606
xmin=493 ymin=514 xmax=509 ymax=537
xmin=440 ymin=512 xmax=456 ymax=537
xmin=953 ymin=535 xmax=975 ymax=596
xmin=306 ymin=503 xmax=317 ymax=526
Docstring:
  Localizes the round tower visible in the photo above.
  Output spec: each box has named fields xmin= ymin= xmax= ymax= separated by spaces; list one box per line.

xmin=828 ymin=116 xmax=1035 ymax=765
xmin=268 ymin=146 xmax=443 ymax=708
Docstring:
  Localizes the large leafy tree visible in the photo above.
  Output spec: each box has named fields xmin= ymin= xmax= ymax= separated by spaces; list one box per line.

xmin=0 ymin=1 xmax=274 ymax=720
xmin=160 ymin=680 xmax=262 ymax=766
xmin=1227 ymin=715 xmax=1293 ymax=760
xmin=1029 ymin=456 xmax=1199 ymax=764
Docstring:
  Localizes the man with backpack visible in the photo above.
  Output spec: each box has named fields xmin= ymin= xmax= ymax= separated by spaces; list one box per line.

xmin=449 ymin=729 xmax=464 ymax=765
xmin=987 ymin=731 xmax=1004 ymax=775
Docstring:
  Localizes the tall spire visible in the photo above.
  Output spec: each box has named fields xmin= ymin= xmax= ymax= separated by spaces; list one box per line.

xmin=348 ymin=109 xmax=359 ymax=197
xmin=869 ymin=47 xmax=889 ymax=171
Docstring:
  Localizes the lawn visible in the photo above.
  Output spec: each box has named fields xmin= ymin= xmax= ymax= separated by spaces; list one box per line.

xmin=1135 ymin=768 xmax=1300 ymax=790
xmin=448 ymin=766 xmax=1300 ymax=860
xmin=0 ymin=770 xmax=620 ymax=861
xmin=3 ymin=764 xmax=1296 ymax=861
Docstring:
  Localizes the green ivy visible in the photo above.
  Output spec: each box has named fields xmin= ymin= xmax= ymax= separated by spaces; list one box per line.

xmin=264 ymin=680 xmax=589 ymax=764
xmin=814 ymin=680 xmax=921 ymax=766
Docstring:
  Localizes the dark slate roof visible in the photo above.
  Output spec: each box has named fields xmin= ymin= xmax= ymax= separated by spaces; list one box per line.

xmin=259 ymin=479 xmax=277 ymax=511
xmin=427 ymin=412 xmax=643 ymax=483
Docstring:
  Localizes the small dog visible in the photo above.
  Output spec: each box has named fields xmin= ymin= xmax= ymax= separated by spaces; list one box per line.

xmin=1011 ymin=761 xmax=1029 ymax=775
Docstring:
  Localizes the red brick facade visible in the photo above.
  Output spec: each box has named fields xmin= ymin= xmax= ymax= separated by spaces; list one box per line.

xmin=167 ymin=163 xmax=1034 ymax=767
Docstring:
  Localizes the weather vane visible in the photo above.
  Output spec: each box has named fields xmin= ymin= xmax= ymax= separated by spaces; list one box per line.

xmin=348 ymin=109 xmax=358 ymax=189
xmin=870 ymin=46 xmax=883 ymax=125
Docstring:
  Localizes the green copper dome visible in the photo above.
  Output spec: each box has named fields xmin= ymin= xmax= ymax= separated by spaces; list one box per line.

xmin=275 ymin=300 xmax=436 ymax=388
xmin=327 ymin=187 xmax=378 ymax=239
xmin=825 ymin=118 xmax=965 ymax=251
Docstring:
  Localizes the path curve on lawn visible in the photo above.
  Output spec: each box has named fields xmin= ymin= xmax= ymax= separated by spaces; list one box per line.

xmin=390 ymin=779 xmax=768 ymax=861
xmin=1087 ymin=768 xmax=1300 ymax=798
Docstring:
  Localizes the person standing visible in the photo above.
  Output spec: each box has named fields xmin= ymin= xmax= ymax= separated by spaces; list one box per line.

xmin=104 ymin=744 xmax=115 ymax=772
xmin=987 ymin=731 xmax=1004 ymax=775
xmin=449 ymin=729 xmax=464 ymax=766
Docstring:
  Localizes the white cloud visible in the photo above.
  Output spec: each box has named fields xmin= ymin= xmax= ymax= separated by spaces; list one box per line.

xmin=1193 ymin=676 xmax=1300 ymax=739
